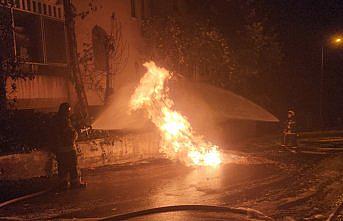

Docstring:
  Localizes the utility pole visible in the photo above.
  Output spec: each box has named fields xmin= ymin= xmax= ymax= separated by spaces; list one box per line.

xmin=319 ymin=35 xmax=342 ymax=129
xmin=63 ymin=0 xmax=89 ymax=123
xmin=319 ymin=46 xmax=324 ymax=129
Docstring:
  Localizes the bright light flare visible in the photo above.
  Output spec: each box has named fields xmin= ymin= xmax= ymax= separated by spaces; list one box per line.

xmin=129 ymin=61 xmax=222 ymax=167
xmin=331 ymin=36 xmax=342 ymax=46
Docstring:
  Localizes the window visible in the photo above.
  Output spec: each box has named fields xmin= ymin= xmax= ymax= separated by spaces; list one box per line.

xmin=131 ymin=0 xmax=136 ymax=17
xmin=22 ymin=0 xmax=26 ymax=10
xmin=37 ymin=2 xmax=41 ymax=13
xmin=48 ymin=5 xmax=51 ymax=16
xmin=92 ymin=25 xmax=109 ymax=71
xmin=26 ymin=0 xmax=31 ymax=11
xmin=44 ymin=18 xmax=67 ymax=63
xmin=57 ymin=8 xmax=61 ymax=18
xmin=43 ymin=3 xmax=46 ymax=15
xmin=13 ymin=10 xmax=44 ymax=63
xmin=32 ymin=1 xmax=37 ymax=12
xmin=1 ymin=2 xmax=67 ymax=70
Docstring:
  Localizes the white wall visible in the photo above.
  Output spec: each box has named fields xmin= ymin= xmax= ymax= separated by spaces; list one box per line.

xmin=74 ymin=0 xmax=148 ymax=106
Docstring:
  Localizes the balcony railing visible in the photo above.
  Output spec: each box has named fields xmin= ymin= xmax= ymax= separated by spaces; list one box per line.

xmin=1 ymin=0 xmax=64 ymax=20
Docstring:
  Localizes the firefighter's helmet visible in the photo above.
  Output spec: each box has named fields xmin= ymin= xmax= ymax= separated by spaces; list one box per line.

xmin=288 ymin=110 xmax=295 ymax=119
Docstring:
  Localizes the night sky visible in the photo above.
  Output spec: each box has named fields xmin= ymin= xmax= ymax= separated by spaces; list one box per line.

xmin=271 ymin=0 xmax=343 ymax=128
xmin=214 ymin=0 xmax=343 ymax=128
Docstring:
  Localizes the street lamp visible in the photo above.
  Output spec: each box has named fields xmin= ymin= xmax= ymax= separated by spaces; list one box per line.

xmin=319 ymin=35 xmax=342 ymax=128
xmin=334 ymin=38 xmax=342 ymax=44
xmin=331 ymin=35 xmax=343 ymax=47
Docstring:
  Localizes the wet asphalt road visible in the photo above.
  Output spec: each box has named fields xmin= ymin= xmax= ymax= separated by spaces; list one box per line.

xmin=0 ymin=139 xmax=343 ymax=220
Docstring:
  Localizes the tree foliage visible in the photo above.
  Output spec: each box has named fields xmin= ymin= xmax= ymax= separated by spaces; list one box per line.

xmin=142 ymin=0 xmax=283 ymax=108
xmin=222 ymin=0 xmax=283 ymax=106
xmin=142 ymin=12 xmax=236 ymax=88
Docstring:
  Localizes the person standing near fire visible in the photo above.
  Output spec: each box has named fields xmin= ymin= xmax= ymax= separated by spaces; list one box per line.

xmin=283 ymin=109 xmax=298 ymax=147
xmin=53 ymin=102 xmax=86 ymax=190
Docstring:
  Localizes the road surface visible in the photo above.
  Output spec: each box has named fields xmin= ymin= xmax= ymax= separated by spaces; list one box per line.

xmin=1 ymin=137 xmax=342 ymax=220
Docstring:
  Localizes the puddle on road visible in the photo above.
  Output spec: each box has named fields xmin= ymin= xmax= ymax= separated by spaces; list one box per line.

xmin=221 ymin=151 xmax=277 ymax=166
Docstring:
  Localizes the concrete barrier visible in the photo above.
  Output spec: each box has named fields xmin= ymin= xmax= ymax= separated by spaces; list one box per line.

xmin=0 ymin=132 xmax=162 ymax=181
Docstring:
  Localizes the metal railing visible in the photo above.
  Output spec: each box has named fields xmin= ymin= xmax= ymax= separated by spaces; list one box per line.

xmin=1 ymin=0 xmax=64 ymax=20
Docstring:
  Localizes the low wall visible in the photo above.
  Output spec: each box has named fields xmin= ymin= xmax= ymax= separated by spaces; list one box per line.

xmin=0 ymin=132 xmax=162 ymax=181
xmin=78 ymin=132 xmax=161 ymax=168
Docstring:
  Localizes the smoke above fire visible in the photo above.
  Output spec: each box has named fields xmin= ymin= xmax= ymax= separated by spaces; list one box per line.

xmin=129 ymin=61 xmax=221 ymax=167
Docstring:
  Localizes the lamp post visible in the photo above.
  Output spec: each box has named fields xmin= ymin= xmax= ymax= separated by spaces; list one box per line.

xmin=319 ymin=35 xmax=342 ymax=129
xmin=319 ymin=45 xmax=324 ymax=129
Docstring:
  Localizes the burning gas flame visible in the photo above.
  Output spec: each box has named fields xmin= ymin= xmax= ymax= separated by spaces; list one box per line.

xmin=130 ymin=61 xmax=221 ymax=167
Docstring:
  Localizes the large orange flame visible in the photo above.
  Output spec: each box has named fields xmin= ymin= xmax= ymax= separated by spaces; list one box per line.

xmin=130 ymin=61 xmax=221 ymax=167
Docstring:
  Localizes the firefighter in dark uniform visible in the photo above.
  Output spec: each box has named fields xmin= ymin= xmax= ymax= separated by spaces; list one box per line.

xmin=283 ymin=110 xmax=298 ymax=147
xmin=54 ymin=102 xmax=86 ymax=190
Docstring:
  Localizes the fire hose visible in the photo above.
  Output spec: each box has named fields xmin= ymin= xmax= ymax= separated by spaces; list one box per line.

xmin=99 ymin=204 xmax=275 ymax=221
xmin=0 ymin=181 xmax=63 ymax=209
xmin=2 ymin=194 xmax=342 ymax=221
xmin=1 ymin=194 xmax=274 ymax=220
xmin=0 ymin=189 xmax=51 ymax=209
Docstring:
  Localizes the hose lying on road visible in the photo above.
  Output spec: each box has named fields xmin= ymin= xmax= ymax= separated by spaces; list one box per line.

xmin=0 ymin=188 xmax=53 ymax=209
xmin=99 ymin=204 xmax=274 ymax=221
xmin=0 ymin=175 xmax=82 ymax=209
xmin=0 ymin=180 xmax=67 ymax=209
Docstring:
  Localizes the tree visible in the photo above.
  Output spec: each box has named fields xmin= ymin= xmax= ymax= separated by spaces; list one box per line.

xmin=218 ymin=0 xmax=283 ymax=108
xmin=142 ymin=0 xmax=283 ymax=110
xmin=142 ymin=5 xmax=236 ymax=89
xmin=64 ymin=0 xmax=90 ymax=121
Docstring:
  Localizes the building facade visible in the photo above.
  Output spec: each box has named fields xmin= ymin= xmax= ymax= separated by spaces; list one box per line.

xmin=1 ymin=0 xmax=76 ymax=111
xmin=2 ymin=0 xmax=153 ymax=112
